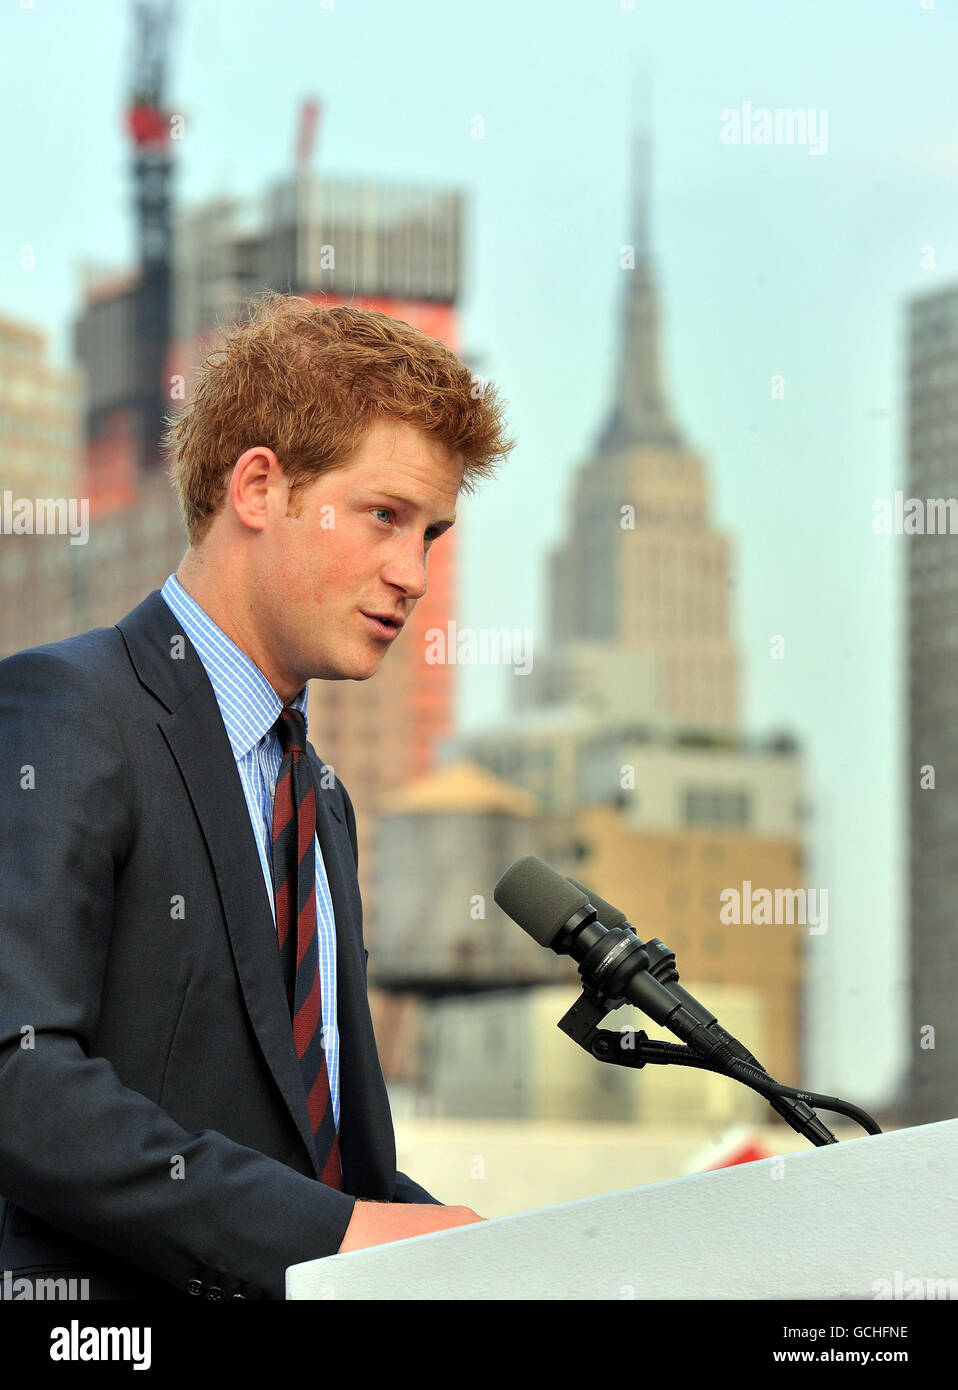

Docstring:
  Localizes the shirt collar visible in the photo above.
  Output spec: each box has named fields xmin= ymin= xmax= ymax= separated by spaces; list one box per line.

xmin=159 ymin=571 xmax=309 ymax=761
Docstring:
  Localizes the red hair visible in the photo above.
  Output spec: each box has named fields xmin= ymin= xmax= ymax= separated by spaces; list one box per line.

xmin=163 ymin=292 xmax=515 ymax=547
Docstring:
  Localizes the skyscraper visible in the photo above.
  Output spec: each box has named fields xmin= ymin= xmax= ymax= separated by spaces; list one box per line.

xmin=535 ymin=129 xmax=738 ymax=732
xmin=904 ymin=282 xmax=958 ymax=1124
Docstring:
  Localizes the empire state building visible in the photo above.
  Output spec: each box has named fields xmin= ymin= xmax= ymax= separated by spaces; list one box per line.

xmin=530 ymin=130 xmax=740 ymax=733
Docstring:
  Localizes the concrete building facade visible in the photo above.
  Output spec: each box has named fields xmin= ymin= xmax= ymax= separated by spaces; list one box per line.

xmin=904 ymin=281 xmax=958 ymax=1124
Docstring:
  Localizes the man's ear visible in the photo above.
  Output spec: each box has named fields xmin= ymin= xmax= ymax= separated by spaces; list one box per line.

xmin=230 ymin=447 xmax=282 ymax=532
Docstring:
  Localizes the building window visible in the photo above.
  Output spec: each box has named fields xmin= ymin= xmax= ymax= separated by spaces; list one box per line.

xmin=682 ymin=787 xmax=751 ymax=828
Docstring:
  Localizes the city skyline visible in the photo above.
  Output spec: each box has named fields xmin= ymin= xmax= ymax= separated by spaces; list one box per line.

xmin=4 ymin=0 xmax=958 ymax=1109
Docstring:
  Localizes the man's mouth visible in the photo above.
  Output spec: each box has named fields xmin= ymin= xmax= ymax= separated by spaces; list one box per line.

xmin=360 ymin=611 xmax=404 ymax=640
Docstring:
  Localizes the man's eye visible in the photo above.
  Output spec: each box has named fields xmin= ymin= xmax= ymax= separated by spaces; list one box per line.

xmin=372 ymin=508 xmax=438 ymax=544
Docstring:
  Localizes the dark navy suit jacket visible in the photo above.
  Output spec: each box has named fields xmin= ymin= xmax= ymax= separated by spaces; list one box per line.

xmin=0 ymin=588 xmax=439 ymax=1300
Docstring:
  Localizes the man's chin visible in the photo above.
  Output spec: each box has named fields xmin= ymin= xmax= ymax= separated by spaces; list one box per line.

xmin=347 ymin=647 xmax=388 ymax=680
xmin=311 ymin=637 xmax=389 ymax=682
xmin=310 ymin=652 xmax=384 ymax=682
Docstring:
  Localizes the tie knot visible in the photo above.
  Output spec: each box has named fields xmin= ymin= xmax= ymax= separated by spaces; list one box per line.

xmin=274 ymin=706 xmax=307 ymax=756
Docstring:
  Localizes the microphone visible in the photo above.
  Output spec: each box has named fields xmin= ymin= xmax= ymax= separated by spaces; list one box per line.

xmin=494 ymin=855 xmax=740 ymax=1064
xmin=565 ymin=875 xmax=837 ymax=1144
xmin=566 ymin=876 xmax=761 ymax=1063
xmin=494 ymin=855 xmax=838 ymax=1146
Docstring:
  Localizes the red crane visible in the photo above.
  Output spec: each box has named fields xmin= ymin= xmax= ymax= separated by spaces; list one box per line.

xmin=125 ymin=0 xmax=175 ymax=472
xmin=295 ymin=97 xmax=323 ymax=173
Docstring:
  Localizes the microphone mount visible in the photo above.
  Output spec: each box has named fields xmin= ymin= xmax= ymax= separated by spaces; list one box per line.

xmin=556 ymin=986 xmax=882 ymax=1144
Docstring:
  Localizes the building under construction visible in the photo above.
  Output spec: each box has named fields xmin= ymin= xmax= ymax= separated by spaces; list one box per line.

xmin=73 ymin=1 xmax=465 ymax=512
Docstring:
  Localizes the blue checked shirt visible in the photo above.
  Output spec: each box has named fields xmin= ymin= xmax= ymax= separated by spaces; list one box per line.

xmin=160 ymin=572 xmax=340 ymax=1130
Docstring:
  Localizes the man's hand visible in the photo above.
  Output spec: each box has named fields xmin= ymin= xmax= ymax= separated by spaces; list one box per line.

xmin=337 ymin=1200 xmax=485 ymax=1254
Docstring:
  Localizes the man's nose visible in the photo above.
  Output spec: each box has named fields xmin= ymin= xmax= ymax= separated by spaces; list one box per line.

xmin=382 ymin=538 xmax=429 ymax=599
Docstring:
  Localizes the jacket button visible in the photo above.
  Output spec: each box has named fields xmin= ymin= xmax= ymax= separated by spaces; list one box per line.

xmin=185 ymin=1279 xmax=204 ymax=1296
xmin=206 ymin=1286 xmax=226 ymax=1300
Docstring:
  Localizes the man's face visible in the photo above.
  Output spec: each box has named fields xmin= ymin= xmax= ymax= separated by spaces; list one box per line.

xmin=249 ymin=418 xmax=462 ymax=697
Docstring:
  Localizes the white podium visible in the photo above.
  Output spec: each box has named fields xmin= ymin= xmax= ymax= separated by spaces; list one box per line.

xmin=287 ymin=1118 xmax=958 ymax=1299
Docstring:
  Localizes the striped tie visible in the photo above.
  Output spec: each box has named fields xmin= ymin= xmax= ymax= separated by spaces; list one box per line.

xmin=271 ymin=706 xmax=342 ymax=1189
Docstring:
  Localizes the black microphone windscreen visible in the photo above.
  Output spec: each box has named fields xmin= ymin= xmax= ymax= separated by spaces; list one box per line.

xmin=494 ymin=855 xmax=591 ymax=947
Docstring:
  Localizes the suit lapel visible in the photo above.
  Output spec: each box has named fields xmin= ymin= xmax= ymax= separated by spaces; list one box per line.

xmin=116 ymin=590 xmax=324 ymax=1177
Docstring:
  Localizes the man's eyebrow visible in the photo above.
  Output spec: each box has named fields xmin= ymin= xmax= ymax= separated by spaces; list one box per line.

xmin=368 ymin=491 xmax=456 ymax=529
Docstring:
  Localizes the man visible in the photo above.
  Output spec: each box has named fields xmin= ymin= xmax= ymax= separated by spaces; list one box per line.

xmin=0 ymin=294 xmax=515 ymax=1299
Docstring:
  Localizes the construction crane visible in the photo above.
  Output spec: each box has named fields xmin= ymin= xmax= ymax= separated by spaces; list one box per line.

xmin=295 ymin=97 xmax=322 ymax=174
xmin=126 ymin=0 xmax=175 ymax=473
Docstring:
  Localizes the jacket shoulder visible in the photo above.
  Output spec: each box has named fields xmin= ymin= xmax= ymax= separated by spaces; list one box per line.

xmin=0 ymin=623 xmax=128 ymax=682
